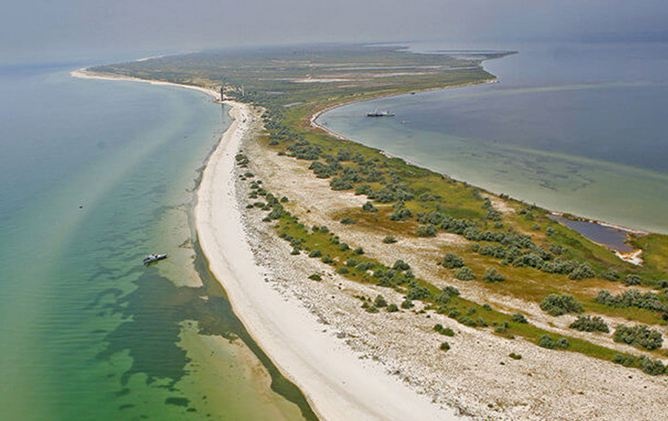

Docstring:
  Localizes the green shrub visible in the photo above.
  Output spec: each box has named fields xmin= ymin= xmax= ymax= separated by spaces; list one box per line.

xmin=340 ymin=217 xmax=356 ymax=225
xmin=374 ymin=295 xmax=388 ymax=308
xmin=483 ymin=268 xmax=505 ymax=283
xmin=308 ymin=273 xmax=322 ymax=281
xmin=540 ymin=294 xmax=583 ymax=316
xmin=386 ymin=303 xmax=399 ymax=313
xmin=417 ymin=224 xmax=437 ymax=237
xmin=494 ymin=321 xmax=509 ymax=333
xmin=441 ymin=253 xmax=464 ymax=269
xmin=353 ymin=247 xmax=364 ymax=255
xmin=362 ymin=201 xmax=377 ymax=212
xmin=389 ymin=206 xmax=412 ymax=221
xmin=406 ymin=283 xmax=431 ymax=301
xmin=393 ymin=260 xmax=411 ymax=271
xmin=601 ymin=269 xmax=620 ymax=281
xmin=439 ymin=341 xmax=451 ymax=351
xmin=538 ymin=335 xmax=570 ymax=349
xmin=569 ymin=315 xmax=609 ymax=333
xmin=613 ymin=354 xmax=667 ymax=375
xmin=595 ymin=289 xmax=666 ymax=312
xmin=511 ymin=313 xmax=528 ymax=324
xmin=454 ymin=266 xmax=475 ymax=281
xmin=509 ymin=352 xmax=522 ymax=360
xmin=613 ymin=324 xmax=663 ymax=350
xmin=568 ymin=263 xmax=596 ymax=280
xmin=624 ymin=274 xmax=642 ymax=286
xmin=321 ymin=255 xmax=333 ymax=264
xmin=434 ymin=324 xmax=455 ymax=336
xmin=382 ymin=235 xmax=397 ymax=244
xmin=336 ymin=266 xmax=349 ymax=275
xmin=290 ymin=248 xmax=300 ymax=255
xmin=308 ymin=250 xmax=322 ymax=258
xmin=400 ymin=298 xmax=414 ymax=309
xmin=639 ymin=356 xmax=667 ymax=375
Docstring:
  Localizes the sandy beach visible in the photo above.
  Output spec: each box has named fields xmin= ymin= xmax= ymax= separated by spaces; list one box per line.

xmin=195 ymin=101 xmax=460 ymax=420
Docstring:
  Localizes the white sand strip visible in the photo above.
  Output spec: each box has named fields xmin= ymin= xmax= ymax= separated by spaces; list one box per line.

xmin=71 ymin=68 xmax=221 ymax=101
xmin=195 ymin=101 xmax=461 ymax=421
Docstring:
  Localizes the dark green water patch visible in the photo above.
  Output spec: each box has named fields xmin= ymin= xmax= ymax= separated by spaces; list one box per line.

xmin=95 ymin=239 xmax=318 ymax=420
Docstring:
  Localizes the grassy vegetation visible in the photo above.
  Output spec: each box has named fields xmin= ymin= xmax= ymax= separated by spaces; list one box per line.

xmin=241 ymin=168 xmax=666 ymax=374
xmin=100 ymin=44 xmax=668 ymax=375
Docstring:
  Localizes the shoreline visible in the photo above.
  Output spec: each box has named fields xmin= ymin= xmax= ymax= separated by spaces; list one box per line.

xmin=71 ymin=68 xmax=222 ymax=102
xmin=195 ymin=100 xmax=461 ymax=420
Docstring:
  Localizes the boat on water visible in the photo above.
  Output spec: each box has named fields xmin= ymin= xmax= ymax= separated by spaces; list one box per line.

xmin=143 ymin=253 xmax=167 ymax=265
xmin=366 ymin=109 xmax=395 ymax=117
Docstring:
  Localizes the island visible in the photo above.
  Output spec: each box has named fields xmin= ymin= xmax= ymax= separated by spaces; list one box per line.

xmin=78 ymin=44 xmax=668 ymax=420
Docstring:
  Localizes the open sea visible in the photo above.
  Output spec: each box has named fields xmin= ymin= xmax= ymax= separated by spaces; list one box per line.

xmin=0 ymin=64 xmax=311 ymax=420
xmin=318 ymin=42 xmax=668 ymax=234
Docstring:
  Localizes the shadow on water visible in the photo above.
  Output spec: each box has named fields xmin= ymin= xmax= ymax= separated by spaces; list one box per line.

xmin=96 ymin=239 xmax=318 ymax=420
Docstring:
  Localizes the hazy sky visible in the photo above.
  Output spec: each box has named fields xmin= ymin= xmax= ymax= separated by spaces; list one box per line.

xmin=2 ymin=0 xmax=667 ymax=62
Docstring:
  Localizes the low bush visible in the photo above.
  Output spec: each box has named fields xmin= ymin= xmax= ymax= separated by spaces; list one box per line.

xmin=509 ymin=352 xmax=522 ymax=360
xmin=538 ymin=335 xmax=570 ymax=349
xmin=382 ymin=235 xmax=398 ymax=244
xmin=439 ymin=341 xmax=451 ymax=351
xmin=308 ymin=273 xmax=322 ymax=281
xmin=624 ymin=274 xmax=642 ymax=286
xmin=454 ymin=266 xmax=475 ymax=281
xmin=434 ymin=324 xmax=455 ymax=336
xmin=540 ymin=294 xmax=583 ymax=316
xmin=569 ymin=315 xmax=609 ymax=333
xmin=595 ymin=289 xmax=666 ymax=312
xmin=511 ymin=313 xmax=528 ymax=324
xmin=613 ymin=324 xmax=663 ymax=350
xmin=417 ymin=224 xmax=437 ymax=237
xmin=483 ymin=268 xmax=505 ymax=283
xmin=406 ymin=283 xmax=431 ymax=301
xmin=568 ymin=263 xmax=596 ymax=280
xmin=613 ymin=354 xmax=667 ymax=375
xmin=362 ymin=201 xmax=378 ymax=212
xmin=374 ymin=295 xmax=388 ymax=308
xmin=441 ymin=253 xmax=464 ymax=269
xmin=393 ymin=260 xmax=411 ymax=271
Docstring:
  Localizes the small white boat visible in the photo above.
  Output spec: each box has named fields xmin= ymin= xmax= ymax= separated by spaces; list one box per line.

xmin=143 ymin=253 xmax=167 ymax=265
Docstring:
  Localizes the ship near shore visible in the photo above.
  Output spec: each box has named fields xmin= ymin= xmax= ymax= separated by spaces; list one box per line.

xmin=366 ymin=109 xmax=395 ymax=117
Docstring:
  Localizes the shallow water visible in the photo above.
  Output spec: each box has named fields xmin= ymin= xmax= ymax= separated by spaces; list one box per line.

xmin=318 ymin=42 xmax=668 ymax=234
xmin=0 ymin=65 xmax=311 ymax=420
xmin=548 ymin=215 xmax=633 ymax=253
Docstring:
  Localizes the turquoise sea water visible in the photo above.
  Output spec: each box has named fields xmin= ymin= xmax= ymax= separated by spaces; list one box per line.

xmin=318 ymin=42 xmax=668 ymax=234
xmin=0 ymin=65 xmax=311 ymax=420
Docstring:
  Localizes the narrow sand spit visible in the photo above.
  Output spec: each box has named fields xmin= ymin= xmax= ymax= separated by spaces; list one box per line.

xmin=71 ymin=68 xmax=221 ymax=101
xmin=195 ymin=101 xmax=461 ymax=420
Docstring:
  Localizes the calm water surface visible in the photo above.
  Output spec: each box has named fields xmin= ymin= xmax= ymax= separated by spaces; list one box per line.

xmin=318 ymin=42 xmax=668 ymax=233
xmin=0 ymin=64 xmax=312 ymax=420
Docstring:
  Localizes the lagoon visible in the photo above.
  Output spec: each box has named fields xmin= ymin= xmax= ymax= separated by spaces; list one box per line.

xmin=317 ymin=42 xmax=668 ymax=234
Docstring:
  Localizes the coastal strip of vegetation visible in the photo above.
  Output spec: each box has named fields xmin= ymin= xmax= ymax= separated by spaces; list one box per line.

xmin=236 ymin=152 xmax=667 ymax=376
